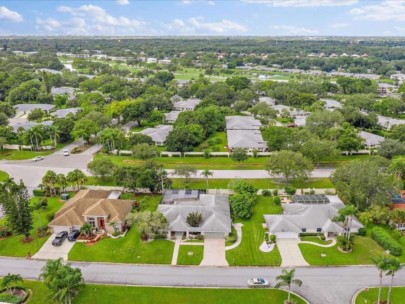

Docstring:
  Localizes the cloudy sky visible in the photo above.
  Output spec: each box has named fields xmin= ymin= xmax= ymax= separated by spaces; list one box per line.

xmin=1 ymin=0 xmax=405 ymax=36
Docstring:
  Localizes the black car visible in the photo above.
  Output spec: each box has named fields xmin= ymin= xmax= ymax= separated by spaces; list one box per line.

xmin=52 ymin=231 xmax=68 ymax=246
xmin=68 ymin=230 xmax=80 ymax=242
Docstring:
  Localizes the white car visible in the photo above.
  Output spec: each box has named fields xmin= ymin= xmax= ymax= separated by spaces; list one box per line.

xmin=63 ymin=149 xmax=69 ymax=156
xmin=247 ymin=278 xmax=270 ymax=288
xmin=32 ymin=156 xmax=44 ymax=162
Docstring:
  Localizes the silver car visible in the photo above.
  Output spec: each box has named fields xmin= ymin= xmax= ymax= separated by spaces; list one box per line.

xmin=247 ymin=278 xmax=270 ymax=288
xmin=32 ymin=156 xmax=44 ymax=162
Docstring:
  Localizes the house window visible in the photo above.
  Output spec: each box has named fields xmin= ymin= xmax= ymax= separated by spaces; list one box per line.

xmin=317 ymin=228 xmax=322 ymax=232
xmin=88 ymin=217 xmax=96 ymax=228
xmin=301 ymin=228 xmax=307 ymax=232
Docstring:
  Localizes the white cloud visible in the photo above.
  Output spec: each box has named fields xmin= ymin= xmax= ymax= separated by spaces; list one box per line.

xmin=242 ymin=0 xmax=357 ymax=7
xmin=116 ymin=0 xmax=130 ymax=5
xmin=269 ymin=25 xmax=318 ymax=35
xmin=208 ymin=1 xmax=215 ymax=5
xmin=332 ymin=23 xmax=349 ymax=28
xmin=181 ymin=0 xmax=193 ymax=5
xmin=350 ymin=1 xmax=405 ymax=21
xmin=167 ymin=17 xmax=247 ymax=34
xmin=0 ymin=6 xmax=23 ymax=23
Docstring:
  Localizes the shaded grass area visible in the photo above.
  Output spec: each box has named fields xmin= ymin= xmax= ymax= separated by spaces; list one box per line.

xmin=195 ymin=131 xmax=228 ymax=152
xmin=226 ymin=196 xmax=282 ymax=266
xmin=299 ymin=235 xmax=387 ymax=266
xmin=76 ymin=285 xmax=307 ymax=304
xmin=69 ymin=227 xmax=174 ymax=264
xmin=177 ymin=245 xmax=204 ymax=265
xmin=0 ymin=195 xmax=65 ymax=257
xmin=355 ymin=287 xmax=405 ymax=304
xmin=0 ymin=170 xmax=9 ymax=182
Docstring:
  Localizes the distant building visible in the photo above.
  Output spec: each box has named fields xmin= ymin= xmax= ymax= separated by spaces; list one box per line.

xmin=377 ymin=83 xmax=398 ymax=95
xmin=14 ymin=104 xmax=55 ymax=115
xmin=226 ymin=129 xmax=267 ymax=152
xmin=173 ymin=98 xmax=200 ymax=111
xmin=359 ymin=131 xmax=385 ymax=149
xmin=51 ymin=87 xmax=75 ymax=101
xmin=225 ymin=116 xmax=262 ymax=130
xmin=321 ymin=99 xmax=342 ymax=111
xmin=140 ymin=125 xmax=173 ymax=146
xmin=53 ymin=108 xmax=80 ymax=119
xmin=164 ymin=111 xmax=181 ymax=124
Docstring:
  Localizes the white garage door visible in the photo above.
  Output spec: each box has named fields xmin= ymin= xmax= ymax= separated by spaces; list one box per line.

xmin=275 ymin=232 xmax=299 ymax=239
xmin=52 ymin=226 xmax=72 ymax=233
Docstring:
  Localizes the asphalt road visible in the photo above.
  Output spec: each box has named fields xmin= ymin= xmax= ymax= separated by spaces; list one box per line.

xmin=0 ymin=257 xmax=403 ymax=304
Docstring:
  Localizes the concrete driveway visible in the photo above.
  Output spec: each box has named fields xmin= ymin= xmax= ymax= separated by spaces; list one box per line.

xmin=200 ymin=233 xmax=228 ymax=266
xmin=32 ymin=234 xmax=75 ymax=261
xmin=277 ymin=239 xmax=309 ymax=267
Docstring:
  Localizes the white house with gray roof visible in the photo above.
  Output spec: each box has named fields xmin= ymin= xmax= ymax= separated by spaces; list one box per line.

xmin=321 ymin=99 xmax=342 ymax=111
xmin=377 ymin=115 xmax=405 ymax=130
xmin=140 ymin=125 xmax=173 ymax=146
xmin=51 ymin=87 xmax=75 ymax=101
xmin=164 ymin=111 xmax=181 ymax=124
xmin=227 ymin=130 xmax=267 ymax=152
xmin=226 ymin=116 xmax=262 ymax=130
xmin=158 ymin=190 xmax=231 ymax=238
xmin=264 ymin=195 xmax=363 ymax=239
xmin=15 ymin=104 xmax=55 ymax=115
xmin=173 ymin=98 xmax=201 ymax=111
xmin=272 ymin=105 xmax=308 ymax=118
xmin=359 ymin=131 xmax=385 ymax=149
xmin=53 ymin=108 xmax=80 ymax=119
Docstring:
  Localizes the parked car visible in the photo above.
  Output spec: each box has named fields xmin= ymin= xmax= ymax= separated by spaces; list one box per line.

xmin=247 ymin=278 xmax=270 ymax=288
xmin=63 ymin=149 xmax=69 ymax=156
xmin=52 ymin=231 xmax=68 ymax=246
xmin=32 ymin=156 xmax=44 ymax=162
xmin=68 ymin=230 xmax=80 ymax=242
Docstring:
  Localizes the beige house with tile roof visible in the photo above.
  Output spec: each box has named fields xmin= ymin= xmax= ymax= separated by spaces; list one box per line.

xmin=49 ymin=189 xmax=133 ymax=234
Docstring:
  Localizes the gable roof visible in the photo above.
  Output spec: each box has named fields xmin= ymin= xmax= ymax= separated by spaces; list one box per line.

xmin=49 ymin=190 xmax=133 ymax=227
xmin=174 ymin=98 xmax=201 ymax=110
xmin=226 ymin=129 xmax=266 ymax=149
xmin=140 ymin=125 xmax=173 ymax=143
xmin=157 ymin=194 xmax=231 ymax=233
xmin=359 ymin=131 xmax=385 ymax=147
xmin=264 ymin=195 xmax=363 ymax=235
xmin=226 ymin=116 xmax=262 ymax=130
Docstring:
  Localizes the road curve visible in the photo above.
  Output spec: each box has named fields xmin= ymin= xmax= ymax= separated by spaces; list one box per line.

xmin=0 ymin=257 xmax=403 ymax=304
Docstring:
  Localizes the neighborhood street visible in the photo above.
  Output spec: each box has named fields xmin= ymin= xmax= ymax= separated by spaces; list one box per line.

xmin=0 ymin=257 xmax=403 ymax=304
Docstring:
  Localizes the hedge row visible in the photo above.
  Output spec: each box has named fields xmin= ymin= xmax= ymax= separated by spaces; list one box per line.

xmin=371 ymin=227 xmax=403 ymax=256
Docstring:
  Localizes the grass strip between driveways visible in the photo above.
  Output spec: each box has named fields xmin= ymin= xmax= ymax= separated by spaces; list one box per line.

xmin=176 ymin=245 xmax=204 ymax=265
xmin=355 ymin=287 xmax=405 ymax=304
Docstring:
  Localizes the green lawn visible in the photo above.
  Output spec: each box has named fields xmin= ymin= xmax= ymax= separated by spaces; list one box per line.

xmin=196 ymin=131 xmax=228 ymax=152
xmin=226 ymin=196 xmax=282 ymax=266
xmin=118 ymin=193 xmax=162 ymax=211
xmin=299 ymin=235 xmax=387 ymax=266
xmin=177 ymin=245 xmax=204 ymax=265
xmin=355 ymin=287 xmax=405 ymax=304
xmin=0 ymin=170 xmax=9 ymax=182
xmin=0 ymin=143 xmax=69 ymax=160
xmin=69 ymin=226 xmax=174 ymax=264
xmin=0 ymin=195 xmax=65 ymax=257
xmin=300 ymin=236 xmax=333 ymax=245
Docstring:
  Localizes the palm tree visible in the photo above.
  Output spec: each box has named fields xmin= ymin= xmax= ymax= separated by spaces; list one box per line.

xmin=42 ymin=170 xmax=58 ymax=197
xmin=275 ymin=268 xmax=303 ymax=304
xmin=46 ymin=125 xmax=61 ymax=148
xmin=57 ymin=174 xmax=67 ymax=193
xmin=1 ymin=273 xmax=23 ymax=295
xmin=386 ymin=258 xmax=402 ymax=304
xmin=26 ymin=126 xmax=43 ymax=151
xmin=372 ymin=256 xmax=391 ymax=304
xmin=67 ymin=169 xmax=87 ymax=191
xmin=334 ymin=205 xmax=357 ymax=240
xmin=389 ymin=157 xmax=405 ymax=181
xmin=200 ymin=169 xmax=213 ymax=190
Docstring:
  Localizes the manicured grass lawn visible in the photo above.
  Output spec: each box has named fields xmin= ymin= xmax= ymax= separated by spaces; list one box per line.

xmin=0 ymin=143 xmax=69 ymax=160
xmin=177 ymin=245 xmax=204 ymax=265
xmin=75 ymin=285 xmax=308 ymax=304
xmin=11 ymin=280 xmax=307 ymax=304
xmin=69 ymin=226 xmax=174 ymax=264
xmin=119 ymin=193 xmax=162 ymax=211
xmin=355 ymin=287 xmax=405 ymax=304
xmin=0 ymin=195 xmax=65 ymax=257
xmin=299 ymin=235 xmax=387 ymax=266
xmin=196 ymin=131 xmax=228 ymax=152
xmin=0 ymin=170 xmax=9 ymax=182
xmin=300 ymin=236 xmax=332 ymax=245
xmin=226 ymin=196 xmax=282 ymax=266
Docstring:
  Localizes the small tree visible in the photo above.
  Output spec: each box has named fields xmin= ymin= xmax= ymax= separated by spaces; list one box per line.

xmin=126 ymin=211 xmax=168 ymax=241
xmin=186 ymin=212 xmax=203 ymax=227
xmin=87 ymin=157 xmax=116 ymax=181
xmin=1 ymin=273 xmax=23 ymax=295
xmin=275 ymin=269 xmax=303 ymax=304
xmin=230 ymin=148 xmax=248 ymax=167
xmin=200 ymin=169 xmax=213 ymax=190
xmin=386 ymin=258 xmax=402 ymax=304
xmin=132 ymin=143 xmax=158 ymax=160
xmin=266 ymin=150 xmax=313 ymax=182
xmin=172 ymin=165 xmax=197 ymax=188
xmin=80 ymin=223 xmax=93 ymax=237
xmin=372 ymin=256 xmax=391 ymax=304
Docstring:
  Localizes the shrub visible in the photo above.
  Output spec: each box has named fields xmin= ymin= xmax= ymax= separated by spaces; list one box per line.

xmin=0 ymin=226 xmax=12 ymax=238
xmin=230 ymin=193 xmax=256 ymax=220
xmin=34 ymin=198 xmax=48 ymax=210
xmin=391 ymin=229 xmax=403 ymax=241
xmin=71 ymin=146 xmax=81 ymax=154
xmin=273 ymin=196 xmax=281 ymax=206
xmin=272 ymin=189 xmax=279 ymax=196
xmin=320 ymin=234 xmax=326 ymax=240
xmin=358 ymin=228 xmax=367 ymax=236
xmin=46 ymin=213 xmax=55 ymax=222
xmin=284 ymin=185 xmax=296 ymax=195
xmin=269 ymin=234 xmax=277 ymax=243
xmin=371 ymin=227 xmax=403 ymax=256
xmin=309 ymin=189 xmax=316 ymax=195
xmin=0 ymin=294 xmax=21 ymax=304
xmin=203 ymin=149 xmax=210 ymax=159
xmin=37 ymin=225 xmax=48 ymax=237
xmin=262 ymin=189 xmax=271 ymax=196
xmin=264 ymin=233 xmax=270 ymax=244
xmin=33 ymin=189 xmax=46 ymax=197
xmin=211 ymin=146 xmax=220 ymax=152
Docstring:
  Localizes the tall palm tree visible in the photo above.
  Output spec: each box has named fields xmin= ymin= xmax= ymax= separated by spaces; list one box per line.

xmin=386 ymin=258 xmax=402 ymax=304
xmin=334 ymin=205 xmax=357 ymax=240
xmin=27 ymin=125 xmax=43 ymax=151
xmin=42 ymin=170 xmax=58 ymax=197
xmin=46 ymin=125 xmax=61 ymax=148
xmin=275 ymin=268 xmax=303 ymax=304
xmin=389 ymin=157 xmax=405 ymax=181
xmin=200 ymin=169 xmax=213 ymax=190
xmin=372 ymin=256 xmax=391 ymax=304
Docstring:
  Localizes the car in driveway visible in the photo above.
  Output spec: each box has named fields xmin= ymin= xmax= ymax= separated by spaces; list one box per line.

xmin=247 ymin=278 xmax=270 ymax=288
xmin=52 ymin=231 xmax=68 ymax=246
xmin=63 ymin=149 xmax=69 ymax=156
xmin=67 ymin=230 xmax=80 ymax=242
xmin=32 ymin=156 xmax=44 ymax=162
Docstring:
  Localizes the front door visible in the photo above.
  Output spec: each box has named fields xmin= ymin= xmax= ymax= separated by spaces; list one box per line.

xmin=99 ymin=218 xmax=105 ymax=229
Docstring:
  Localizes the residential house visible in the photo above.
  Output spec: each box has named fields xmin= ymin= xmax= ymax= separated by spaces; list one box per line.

xmin=158 ymin=190 xmax=232 ymax=238
xmin=15 ymin=104 xmax=55 ymax=115
xmin=175 ymin=80 xmax=190 ymax=89
xmin=9 ymin=120 xmax=53 ymax=132
xmin=377 ymin=83 xmax=398 ymax=95
xmin=225 ymin=116 xmax=262 ymax=130
xmin=359 ymin=131 xmax=385 ymax=149
xmin=258 ymin=96 xmax=276 ymax=106
xmin=174 ymin=98 xmax=201 ymax=111
xmin=264 ymin=195 xmax=363 ymax=239
xmin=377 ymin=115 xmax=405 ymax=130
xmin=272 ymin=105 xmax=308 ymax=118
xmin=321 ymin=99 xmax=342 ymax=111
xmin=164 ymin=111 xmax=181 ymax=124
xmin=390 ymin=73 xmax=405 ymax=84
xmin=121 ymin=121 xmax=138 ymax=133
xmin=226 ymin=129 xmax=267 ymax=152
xmin=51 ymin=87 xmax=75 ymax=101
xmin=48 ymin=189 xmax=133 ymax=234
xmin=140 ymin=125 xmax=173 ymax=146
xmin=53 ymin=108 xmax=80 ymax=119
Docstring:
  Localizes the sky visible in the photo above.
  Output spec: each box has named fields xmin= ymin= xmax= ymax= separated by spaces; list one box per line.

xmin=1 ymin=0 xmax=405 ymax=36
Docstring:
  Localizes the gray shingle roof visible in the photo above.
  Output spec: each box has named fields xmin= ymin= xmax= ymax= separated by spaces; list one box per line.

xmin=174 ymin=99 xmax=201 ymax=110
xmin=53 ymin=108 xmax=80 ymax=118
xmin=15 ymin=104 xmax=55 ymax=113
xmin=157 ymin=194 xmax=231 ymax=234
xmin=225 ymin=116 xmax=262 ymax=130
xmin=359 ymin=131 xmax=385 ymax=147
xmin=226 ymin=129 xmax=266 ymax=150
xmin=140 ymin=125 xmax=173 ymax=144
xmin=164 ymin=111 xmax=181 ymax=123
